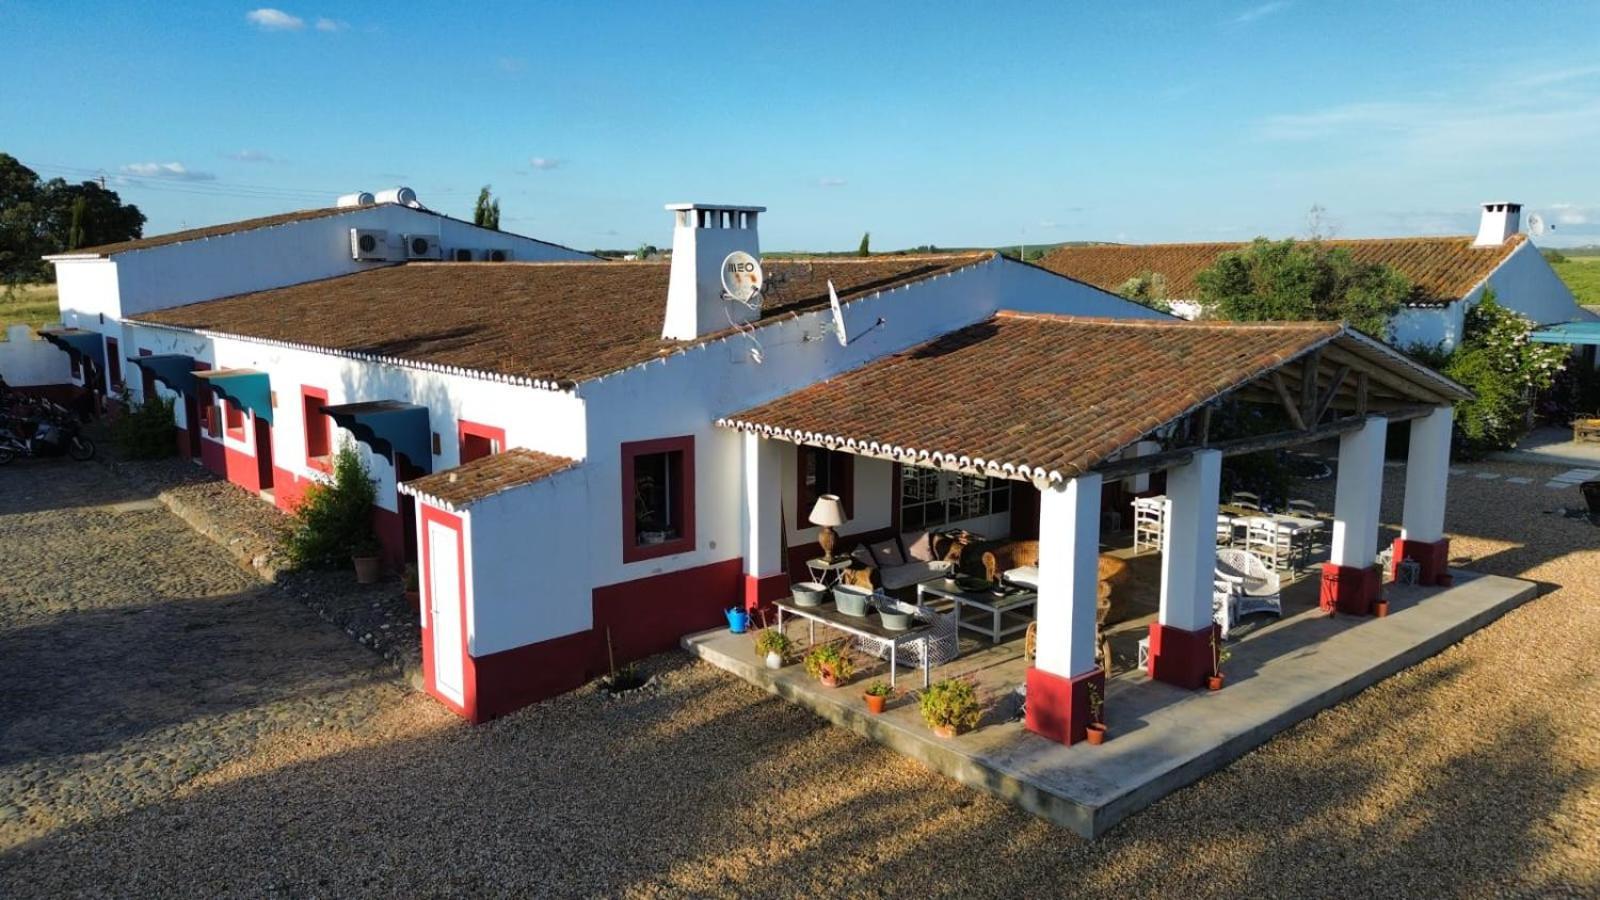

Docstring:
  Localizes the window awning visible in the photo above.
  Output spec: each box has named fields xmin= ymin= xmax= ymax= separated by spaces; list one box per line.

xmin=323 ymin=400 xmax=432 ymax=474
xmin=126 ymin=354 xmax=198 ymax=395
xmin=1529 ymin=321 xmax=1600 ymax=346
xmin=194 ymin=369 xmax=273 ymax=425
xmin=38 ymin=328 xmax=106 ymax=373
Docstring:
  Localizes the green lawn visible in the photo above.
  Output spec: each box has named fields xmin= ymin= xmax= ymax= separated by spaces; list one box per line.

xmin=0 ymin=283 xmax=59 ymax=331
xmin=1552 ymin=256 xmax=1600 ymax=307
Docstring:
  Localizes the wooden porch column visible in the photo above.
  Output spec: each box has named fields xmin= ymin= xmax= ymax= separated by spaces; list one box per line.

xmin=1025 ymin=473 xmax=1104 ymax=745
xmin=1394 ymin=405 xmax=1454 ymax=585
xmin=1323 ymin=415 xmax=1388 ymax=615
xmin=742 ymin=433 xmax=787 ymax=612
xmin=1148 ymin=449 xmax=1222 ymax=689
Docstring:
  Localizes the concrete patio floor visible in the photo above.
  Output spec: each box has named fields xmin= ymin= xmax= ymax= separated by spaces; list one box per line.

xmin=685 ymin=564 xmax=1537 ymax=838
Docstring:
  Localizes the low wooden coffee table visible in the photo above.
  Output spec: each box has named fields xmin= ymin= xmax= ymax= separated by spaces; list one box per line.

xmin=917 ymin=577 xmax=1037 ymax=643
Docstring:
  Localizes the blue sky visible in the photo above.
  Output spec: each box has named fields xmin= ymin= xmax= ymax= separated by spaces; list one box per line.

xmin=3 ymin=1 xmax=1598 ymax=250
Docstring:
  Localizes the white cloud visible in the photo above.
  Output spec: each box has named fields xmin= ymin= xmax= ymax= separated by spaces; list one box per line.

xmin=1511 ymin=64 xmax=1600 ymax=89
xmin=314 ymin=17 xmax=346 ymax=32
xmin=120 ymin=162 xmax=217 ymax=182
xmin=224 ymin=149 xmax=277 ymax=163
xmin=817 ymin=176 xmax=847 ymax=188
xmin=529 ymin=157 xmax=561 ymax=170
xmin=1550 ymin=204 xmax=1594 ymax=227
xmin=246 ymin=8 xmax=304 ymax=30
xmin=1234 ymin=1 xmax=1290 ymax=24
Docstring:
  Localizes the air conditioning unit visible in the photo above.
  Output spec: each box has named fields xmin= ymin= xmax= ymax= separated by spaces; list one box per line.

xmin=349 ymin=228 xmax=389 ymax=261
xmin=485 ymin=248 xmax=511 ymax=262
xmin=403 ymin=234 xmax=442 ymax=260
xmin=452 ymin=248 xmax=474 ymax=262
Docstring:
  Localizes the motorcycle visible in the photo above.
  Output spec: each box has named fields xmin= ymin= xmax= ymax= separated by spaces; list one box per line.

xmin=0 ymin=413 xmax=95 ymax=464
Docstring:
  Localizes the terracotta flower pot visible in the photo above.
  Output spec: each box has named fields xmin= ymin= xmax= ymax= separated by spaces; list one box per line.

xmin=932 ymin=723 xmax=958 ymax=739
xmin=1374 ymin=600 xmax=1390 ymax=618
xmin=1207 ymin=674 xmax=1225 ymax=692
xmin=352 ymin=555 xmax=381 ymax=584
xmin=819 ymin=672 xmax=839 ymax=689
xmin=1085 ymin=723 xmax=1108 ymax=745
xmin=864 ymin=693 xmax=887 ymax=714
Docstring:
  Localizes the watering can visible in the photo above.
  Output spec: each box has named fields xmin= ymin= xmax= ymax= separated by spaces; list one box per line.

xmin=725 ymin=607 xmax=750 ymax=634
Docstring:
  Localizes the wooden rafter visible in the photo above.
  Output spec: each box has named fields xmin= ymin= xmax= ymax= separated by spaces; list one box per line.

xmin=1270 ymin=371 xmax=1307 ymax=430
xmin=1310 ymin=365 xmax=1350 ymax=426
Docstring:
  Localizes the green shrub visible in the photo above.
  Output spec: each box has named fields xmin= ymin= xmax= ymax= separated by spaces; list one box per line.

xmin=286 ymin=442 xmax=379 ymax=569
xmin=110 ymin=388 xmax=177 ymax=459
xmin=1442 ymin=293 xmax=1568 ymax=456
xmin=803 ymin=643 xmax=855 ymax=684
xmin=918 ymin=678 xmax=981 ymax=732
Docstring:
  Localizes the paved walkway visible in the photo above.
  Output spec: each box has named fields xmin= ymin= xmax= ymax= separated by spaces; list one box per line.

xmin=0 ymin=461 xmax=403 ymax=848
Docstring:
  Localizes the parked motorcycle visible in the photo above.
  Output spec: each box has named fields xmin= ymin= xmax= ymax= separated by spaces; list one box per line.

xmin=0 ymin=413 xmax=95 ymax=464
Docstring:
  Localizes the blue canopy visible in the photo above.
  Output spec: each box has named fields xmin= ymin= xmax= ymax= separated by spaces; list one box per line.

xmin=194 ymin=369 xmax=273 ymax=425
xmin=38 ymin=328 xmax=107 ymax=374
xmin=324 ymin=400 xmax=432 ymax=474
xmin=126 ymin=354 xmax=197 ymax=395
xmin=1529 ymin=321 xmax=1600 ymax=346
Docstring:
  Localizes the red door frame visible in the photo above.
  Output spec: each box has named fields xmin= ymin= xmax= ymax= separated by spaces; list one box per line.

xmin=419 ymin=504 xmax=473 ymax=719
xmin=254 ymin=417 xmax=275 ymax=489
xmin=458 ymin=419 xmax=506 ymax=464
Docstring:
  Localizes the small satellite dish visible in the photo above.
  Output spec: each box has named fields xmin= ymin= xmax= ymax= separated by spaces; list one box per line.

xmin=1527 ymin=213 xmax=1546 ymax=236
xmin=721 ymin=250 xmax=764 ymax=307
xmin=827 ymin=280 xmax=848 ymax=347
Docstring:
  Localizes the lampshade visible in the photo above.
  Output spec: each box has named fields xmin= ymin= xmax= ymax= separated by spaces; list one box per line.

xmin=808 ymin=494 xmax=847 ymax=528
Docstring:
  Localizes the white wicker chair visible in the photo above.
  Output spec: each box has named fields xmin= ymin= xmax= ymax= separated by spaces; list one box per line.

xmin=1245 ymin=516 xmax=1299 ymax=571
xmin=1133 ymin=496 xmax=1166 ymax=553
xmin=1215 ymin=547 xmax=1283 ymax=636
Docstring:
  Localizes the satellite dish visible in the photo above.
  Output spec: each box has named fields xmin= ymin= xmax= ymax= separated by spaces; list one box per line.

xmin=827 ymin=280 xmax=848 ymax=347
xmin=720 ymin=250 xmax=764 ymax=307
xmin=1527 ymin=213 xmax=1546 ymax=237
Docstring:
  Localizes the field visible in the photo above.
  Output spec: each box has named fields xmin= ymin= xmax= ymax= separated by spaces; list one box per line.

xmin=1551 ymin=255 xmax=1600 ymax=308
xmin=0 ymin=283 xmax=59 ymax=331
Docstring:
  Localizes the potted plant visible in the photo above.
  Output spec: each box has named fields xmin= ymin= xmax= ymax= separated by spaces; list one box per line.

xmin=1208 ymin=628 xmax=1231 ymax=692
xmin=754 ymin=628 xmax=790 ymax=670
xmin=1084 ymin=680 xmax=1107 ymax=745
xmin=403 ymin=563 xmax=420 ymax=612
xmin=803 ymin=643 xmax=855 ymax=687
xmin=351 ymin=533 xmax=382 ymax=584
xmin=862 ymin=680 xmax=893 ymax=714
xmin=918 ymin=678 xmax=980 ymax=738
xmin=1373 ymin=596 xmax=1390 ymax=618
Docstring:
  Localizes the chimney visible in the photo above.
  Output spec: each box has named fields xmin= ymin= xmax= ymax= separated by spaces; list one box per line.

xmin=1474 ymin=201 xmax=1521 ymax=247
xmin=662 ymin=203 xmax=765 ymax=340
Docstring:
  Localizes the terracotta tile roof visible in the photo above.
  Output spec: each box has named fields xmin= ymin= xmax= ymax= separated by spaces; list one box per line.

xmin=399 ymin=448 xmax=576 ymax=511
xmin=719 ymin=313 xmax=1461 ymax=484
xmin=1037 ymin=235 xmax=1526 ymax=308
xmin=131 ymin=254 xmax=992 ymax=386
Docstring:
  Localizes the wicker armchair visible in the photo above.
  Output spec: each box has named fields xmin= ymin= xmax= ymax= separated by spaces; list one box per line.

xmin=981 ymin=541 xmax=1135 ymax=626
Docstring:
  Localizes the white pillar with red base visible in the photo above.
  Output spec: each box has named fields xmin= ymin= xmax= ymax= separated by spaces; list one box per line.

xmin=742 ymin=433 xmax=787 ymax=612
xmin=1394 ymin=405 xmax=1453 ymax=586
xmin=1148 ymin=449 xmax=1222 ymax=689
xmin=1025 ymin=473 xmax=1105 ymax=745
xmin=1323 ymin=415 xmax=1388 ymax=615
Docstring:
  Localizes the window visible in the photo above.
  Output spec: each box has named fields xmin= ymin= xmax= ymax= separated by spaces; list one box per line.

xmin=797 ymin=446 xmax=854 ymax=521
xmin=302 ymin=387 xmax=331 ymax=471
xmin=224 ymin=399 xmax=246 ymax=440
xmin=898 ymin=467 xmax=1011 ymax=532
xmin=105 ymin=337 xmax=122 ymax=389
xmin=458 ymin=420 xmax=505 ymax=465
xmin=621 ymin=436 xmax=695 ymax=562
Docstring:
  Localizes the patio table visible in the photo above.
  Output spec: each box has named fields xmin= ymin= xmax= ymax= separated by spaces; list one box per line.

xmin=916 ymin=577 xmax=1038 ymax=643
xmin=775 ymin=599 xmax=935 ymax=688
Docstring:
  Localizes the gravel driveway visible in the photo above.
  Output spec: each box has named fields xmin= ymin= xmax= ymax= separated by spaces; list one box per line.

xmin=2 ymin=456 xmax=1597 ymax=898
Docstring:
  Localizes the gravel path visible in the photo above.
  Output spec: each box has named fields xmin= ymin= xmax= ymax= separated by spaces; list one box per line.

xmin=2 ymin=456 xmax=1597 ymax=897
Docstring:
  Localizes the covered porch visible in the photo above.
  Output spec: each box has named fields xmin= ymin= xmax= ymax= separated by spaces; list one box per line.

xmin=716 ymin=313 xmax=1476 ymax=748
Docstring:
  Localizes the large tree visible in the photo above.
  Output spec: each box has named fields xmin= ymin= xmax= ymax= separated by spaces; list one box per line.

xmin=1194 ymin=238 xmax=1412 ymax=339
xmin=0 ymin=154 xmax=144 ymax=282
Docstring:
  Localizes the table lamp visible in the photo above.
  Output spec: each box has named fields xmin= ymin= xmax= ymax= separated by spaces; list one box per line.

xmin=809 ymin=494 xmax=847 ymax=562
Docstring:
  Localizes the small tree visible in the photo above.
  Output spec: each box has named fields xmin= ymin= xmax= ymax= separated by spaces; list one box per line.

xmin=473 ymin=185 xmax=500 ymax=230
xmin=857 ymin=231 xmax=871 ymax=257
xmin=1440 ymin=291 xmax=1569 ymax=454
xmin=109 ymin=388 xmax=176 ymax=459
xmin=1116 ymin=269 xmax=1173 ymax=313
xmin=1194 ymin=238 xmax=1412 ymax=339
xmin=287 ymin=443 xmax=380 ymax=568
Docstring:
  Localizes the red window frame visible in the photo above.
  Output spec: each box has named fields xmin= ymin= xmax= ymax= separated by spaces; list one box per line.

xmin=105 ymin=336 xmax=123 ymax=390
xmin=302 ymin=386 xmax=332 ymax=472
xmin=458 ymin=419 xmax=506 ymax=465
xmin=192 ymin=361 xmax=215 ymax=436
xmin=224 ymin=399 xmax=246 ymax=440
xmin=621 ymin=436 xmax=695 ymax=563
xmin=797 ymin=446 xmax=855 ymax=522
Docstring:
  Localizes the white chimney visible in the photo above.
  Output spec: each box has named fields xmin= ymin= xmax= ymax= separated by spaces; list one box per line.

xmin=1474 ymin=201 xmax=1521 ymax=246
xmin=662 ymin=203 xmax=765 ymax=340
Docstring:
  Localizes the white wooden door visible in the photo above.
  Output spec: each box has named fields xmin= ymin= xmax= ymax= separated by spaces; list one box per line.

xmin=428 ymin=521 xmax=465 ymax=705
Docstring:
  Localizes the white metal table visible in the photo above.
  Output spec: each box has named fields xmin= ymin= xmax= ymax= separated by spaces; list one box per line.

xmin=805 ymin=556 xmax=853 ymax=587
xmin=917 ymin=578 xmax=1039 ymax=643
xmin=775 ymin=599 xmax=935 ymax=688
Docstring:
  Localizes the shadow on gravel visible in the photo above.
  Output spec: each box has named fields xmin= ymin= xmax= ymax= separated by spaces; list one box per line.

xmin=0 ymin=459 xmax=155 ymax=516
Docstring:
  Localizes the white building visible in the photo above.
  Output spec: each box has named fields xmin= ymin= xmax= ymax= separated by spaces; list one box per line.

xmin=1039 ymin=202 xmax=1595 ymax=352
xmin=37 ymin=198 xmax=1468 ymax=741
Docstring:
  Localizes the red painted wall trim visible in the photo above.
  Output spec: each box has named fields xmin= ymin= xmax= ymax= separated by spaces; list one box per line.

xmin=458 ymin=419 xmax=506 ymax=464
xmin=620 ymin=435 xmax=696 ymax=563
xmin=301 ymin=384 xmax=331 ymax=473
xmin=418 ymin=504 xmax=475 ymax=720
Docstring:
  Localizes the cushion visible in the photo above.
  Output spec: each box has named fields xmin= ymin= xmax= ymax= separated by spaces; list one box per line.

xmin=869 ymin=538 xmax=905 ymax=568
xmin=878 ymin=559 xmax=954 ymax=591
xmin=902 ymin=530 xmax=936 ymax=563
xmin=851 ymin=544 xmax=877 ymax=569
